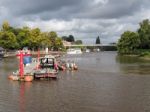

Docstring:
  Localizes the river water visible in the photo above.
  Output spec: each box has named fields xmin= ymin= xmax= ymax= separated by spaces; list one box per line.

xmin=0 ymin=51 xmax=150 ymax=112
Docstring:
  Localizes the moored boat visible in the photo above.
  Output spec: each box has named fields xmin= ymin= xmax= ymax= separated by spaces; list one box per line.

xmin=33 ymin=55 xmax=58 ymax=79
xmin=67 ymin=48 xmax=82 ymax=54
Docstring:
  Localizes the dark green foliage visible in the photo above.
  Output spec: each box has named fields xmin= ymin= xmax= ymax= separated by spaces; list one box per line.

xmin=62 ymin=36 xmax=68 ymax=41
xmin=0 ymin=31 xmax=19 ymax=49
xmin=117 ymin=19 xmax=150 ymax=54
xmin=68 ymin=35 xmax=75 ymax=42
xmin=96 ymin=36 xmax=101 ymax=44
xmin=62 ymin=35 xmax=75 ymax=42
xmin=16 ymin=27 xmax=30 ymax=49
xmin=137 ymin=19 xmax=150 ymax=49
xmin=75 ymin=40 xmax=82 ymax=44
xmin=117 ymin=31 xmax=140 ymax=54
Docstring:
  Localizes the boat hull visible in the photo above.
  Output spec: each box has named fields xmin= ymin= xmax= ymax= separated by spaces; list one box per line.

xmin=34 ymin=72 xmax=57 ymax=79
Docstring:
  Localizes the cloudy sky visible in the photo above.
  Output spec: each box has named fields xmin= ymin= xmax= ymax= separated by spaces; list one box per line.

xmin=0 ymin=0 xmax=150 ymax=44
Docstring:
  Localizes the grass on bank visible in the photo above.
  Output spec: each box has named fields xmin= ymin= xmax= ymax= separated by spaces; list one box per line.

xmin=139 ymin=49 xmax=150 ymax=58
xmin=117 ymin=49 xmax=150 ymax=59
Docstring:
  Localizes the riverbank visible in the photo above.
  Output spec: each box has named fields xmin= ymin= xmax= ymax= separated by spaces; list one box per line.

xmin=3 ymin=50 xmax=65 ymax=58
xmin=139 ymin=54 xmax=150 ymax=60
xmin=123 ymin=54 xmax=150 ymax=60
xmin=118 ymin=50 xmax=150 ymax=60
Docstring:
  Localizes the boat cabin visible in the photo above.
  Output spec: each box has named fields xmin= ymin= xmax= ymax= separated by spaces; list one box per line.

xmin=40 ymin=56 xmax=55 ymax=69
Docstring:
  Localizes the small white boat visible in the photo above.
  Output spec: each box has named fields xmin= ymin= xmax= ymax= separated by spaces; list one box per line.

xmin=85 ymin=49 xmax=90 ymax=53
xmin=67 ymin=48 xmax=82 ymax=54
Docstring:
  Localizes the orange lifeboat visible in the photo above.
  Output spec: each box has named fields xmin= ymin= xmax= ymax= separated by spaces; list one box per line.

xmin=24 ymin=75 xmax=33 ymax=82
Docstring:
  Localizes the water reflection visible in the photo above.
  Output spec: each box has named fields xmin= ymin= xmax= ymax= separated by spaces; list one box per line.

xmin=19 ymin=82 xmax=32 ymax=112
xmin=116 ymin=55 xmax=150 ymax=75
xmin=116 ymin=55 xmax=139 ymax=64
xmin=19 ymin=83 xmax=25 ymax=112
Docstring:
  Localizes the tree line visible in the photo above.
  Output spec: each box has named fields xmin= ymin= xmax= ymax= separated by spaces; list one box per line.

xmin=117 ymin=19 xmax=150 ymax=54
xmin=0 ymin=21 xmax=64 ymax=51
xmin=62 ymin=35 xmax=83 ymax=45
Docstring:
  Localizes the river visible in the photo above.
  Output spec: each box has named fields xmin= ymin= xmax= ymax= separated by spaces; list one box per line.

xmin=0 ymin=51 xmax=150 ymax=112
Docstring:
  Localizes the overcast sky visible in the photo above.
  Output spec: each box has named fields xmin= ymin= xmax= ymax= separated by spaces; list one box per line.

xmin=0 ymin=0 xmax=150 ymax=44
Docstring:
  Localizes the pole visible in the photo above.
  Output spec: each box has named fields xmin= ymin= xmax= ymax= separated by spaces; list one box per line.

xmin=36 ymin=49 xmax=40 ymax=70
xmin=19 ymin=50 xmax=24 ymax=77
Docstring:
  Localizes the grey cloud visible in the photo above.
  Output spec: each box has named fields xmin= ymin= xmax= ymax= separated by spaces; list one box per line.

xmin=76 ymin=0 xmax=145 ymax=19
xmin=0 ymin=0 xmax=150 ymax=43
xmin=1 ymin=0 xmax=146 ymax=19
xmin=1 ymin=0 xmax=82 ymax=17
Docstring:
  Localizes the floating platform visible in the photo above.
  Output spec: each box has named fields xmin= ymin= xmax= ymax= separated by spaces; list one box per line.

xmin=8 ymin=75 xmax=34 ymax=82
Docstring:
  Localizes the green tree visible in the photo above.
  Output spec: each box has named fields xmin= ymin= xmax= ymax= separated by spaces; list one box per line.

xmin=16 ymin=27 xmax=30 ymax=49
xmin=48 ymin=31 xmax=57 ymax=42
xmin=54 ymin=37 xmax=64 ymax=51
xmin=29 ymin=28 xmax=42 ymax=50
xmin=117 ymin=31 xmax=140 ymax=54
xmin=0 ymin=31 xmax=18 ymax=49
xmin=75 ymin=40 xmax=82 ymax=44
xmin=62 ymin=36 xmax=68 ymax=41
xmin=96 ymin=36 xmax=101 ymax=44
xmin=137 ymin=19 xmax=150 ymax=49
xmin=68 ymin=35 xmax=75 ymax=42
xmin=40 ymin=32 xmax=51 ymax=49
xmin=61 ymin=35 xmax=75 ymax=42
xmin=48 ymin=31 xmax=58 ymax=50
xmin=2 ymin=21 xmax=10 ymax=31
